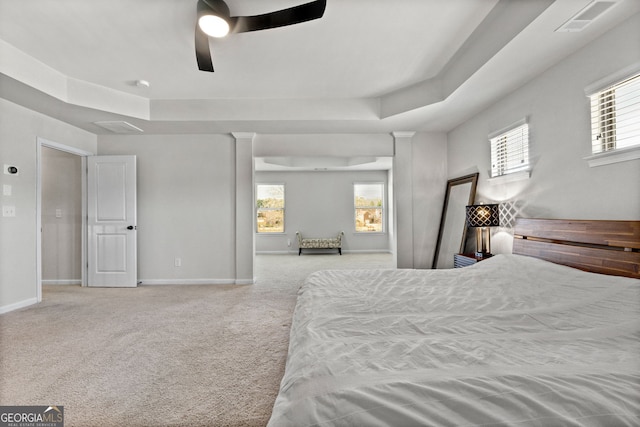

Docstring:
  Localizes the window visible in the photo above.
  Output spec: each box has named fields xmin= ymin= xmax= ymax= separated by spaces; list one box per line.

xmin=589 ymin=73 xmax=640 ymax=154
xmin=490 ymin=121 xmax=530 ymax=178
xmin=256 ymin=184 xmax=285 ymax=233
xmin=354 ymin=183 xmax=383 ymax=232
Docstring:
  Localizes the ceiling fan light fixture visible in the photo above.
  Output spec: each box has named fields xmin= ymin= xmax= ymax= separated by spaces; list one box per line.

xmin=198 ymin=14 xmax=230 ymax=37
xmin=194 ymin=0 xmax=327 ymax=72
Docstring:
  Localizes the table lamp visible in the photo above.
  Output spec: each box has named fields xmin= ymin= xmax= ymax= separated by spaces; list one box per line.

xmin=466 ymin=204 xmax=500 ymax=258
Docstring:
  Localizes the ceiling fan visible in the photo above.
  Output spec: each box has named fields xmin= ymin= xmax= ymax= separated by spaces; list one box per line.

xmin=195 ymin=0 xmax=327 ymax=72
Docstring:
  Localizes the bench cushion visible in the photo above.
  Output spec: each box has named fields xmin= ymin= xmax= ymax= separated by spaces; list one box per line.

xmin=296 ymin=231 xmax=344 ymax=249
xmin=299 ymin=238 xmax=341 ymax=249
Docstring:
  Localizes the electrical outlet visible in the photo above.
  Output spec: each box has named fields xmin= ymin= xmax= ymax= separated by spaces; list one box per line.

xmin=2 ymin=205 xmax=16 ymax=217
xmin=174 ymin=257 xmax=182 ymax=267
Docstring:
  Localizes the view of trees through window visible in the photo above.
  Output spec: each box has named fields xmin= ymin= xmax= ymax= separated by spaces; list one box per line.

xmin=256 ymin=184 xmax=284 ymax=233
xmin=354 ymin=183 xmax=384 ymax=232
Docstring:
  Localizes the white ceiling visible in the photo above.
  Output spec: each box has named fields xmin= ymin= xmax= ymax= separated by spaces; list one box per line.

xmin=1 ymin=0 xmax=639 ymax=137
xmin=1 ymin=0 xmax=496 ymax=99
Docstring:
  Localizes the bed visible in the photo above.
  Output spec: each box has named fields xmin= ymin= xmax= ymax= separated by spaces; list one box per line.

xmin=268 ymin=219 xmax=640 ymax=426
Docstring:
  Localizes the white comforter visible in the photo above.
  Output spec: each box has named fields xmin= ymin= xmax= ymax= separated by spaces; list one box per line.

xmin=268 ymin=254 xmax=640 ymax=427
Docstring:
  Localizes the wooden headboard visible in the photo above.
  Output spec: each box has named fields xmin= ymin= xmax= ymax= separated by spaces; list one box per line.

xmin=513 ymin=218 xmax=640 ymax=279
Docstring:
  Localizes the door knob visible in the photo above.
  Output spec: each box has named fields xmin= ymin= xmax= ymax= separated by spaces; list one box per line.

xmin=127 ymin=225 xmax=136 ymax=230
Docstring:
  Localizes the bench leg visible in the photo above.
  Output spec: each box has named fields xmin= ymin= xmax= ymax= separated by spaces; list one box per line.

xmin=338 ymin=248 xmax=342 ymax=255
xmin=299 ymin=248 xmax=302 ymax=256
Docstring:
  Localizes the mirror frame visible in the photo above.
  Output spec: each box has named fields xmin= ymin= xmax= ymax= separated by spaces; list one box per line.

xmin=432 ymin=173 xmax=479 ymax=268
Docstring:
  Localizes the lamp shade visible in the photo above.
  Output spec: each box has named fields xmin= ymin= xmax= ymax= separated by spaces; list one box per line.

xmin=466 ymin=204 xmax=500 ymax=227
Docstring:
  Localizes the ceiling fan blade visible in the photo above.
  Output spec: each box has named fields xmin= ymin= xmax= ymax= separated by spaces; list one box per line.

xmin=231 ymin=0 xmax=326 ymax=34
xmin=195 ymin=24 xmax=214 ymax=72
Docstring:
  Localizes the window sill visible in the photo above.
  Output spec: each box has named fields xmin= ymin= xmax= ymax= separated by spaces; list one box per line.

xmin=584 ymin=145 xmax=640 ymax=167
xmin=487 ymin=170 xmax=531 ymax=185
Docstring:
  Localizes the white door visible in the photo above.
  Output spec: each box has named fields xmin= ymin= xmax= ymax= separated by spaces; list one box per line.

xmin=87 ymin=155 xmax=137 ymax=287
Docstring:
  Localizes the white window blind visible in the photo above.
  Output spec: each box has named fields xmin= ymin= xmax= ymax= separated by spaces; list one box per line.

xmin=589 ymin=73 xmax=640 ymax=154
xmin=490 ymin=122 xmax=529 ymax=178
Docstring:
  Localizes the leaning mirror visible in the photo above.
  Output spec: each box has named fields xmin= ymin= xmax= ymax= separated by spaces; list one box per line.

xmin=432 ymin=173 xmax=478 ymax=269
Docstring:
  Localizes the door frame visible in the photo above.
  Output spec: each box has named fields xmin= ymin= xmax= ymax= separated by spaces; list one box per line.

xmin=36 ymin=137 xmax=95 ymax=302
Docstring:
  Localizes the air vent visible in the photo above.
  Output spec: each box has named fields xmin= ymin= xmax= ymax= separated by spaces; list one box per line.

xmin=556 ymin=1 xmax=617 ymax=32
xmin=93 ymin=121 xmax=144 ymax=134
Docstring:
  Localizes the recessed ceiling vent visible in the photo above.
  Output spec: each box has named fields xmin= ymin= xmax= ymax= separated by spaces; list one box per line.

xmin=93 ymin=121 xmax=144 ymax=134
xmin=556 ymin=1 xmax=617 ymax=32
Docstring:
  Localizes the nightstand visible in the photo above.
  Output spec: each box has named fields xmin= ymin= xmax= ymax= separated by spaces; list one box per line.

xmin=454 ymin=253 xmax=492 ymax=268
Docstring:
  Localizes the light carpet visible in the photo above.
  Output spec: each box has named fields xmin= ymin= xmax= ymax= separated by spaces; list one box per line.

xmin=0 ymin=253 xmax=394 ymax=427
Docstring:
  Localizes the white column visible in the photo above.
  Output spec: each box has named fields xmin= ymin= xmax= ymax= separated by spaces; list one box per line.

xmin=392 ymin=131 xmax=415 ymax=269
xmin=231 ymin=132 xmax=255 ymax=284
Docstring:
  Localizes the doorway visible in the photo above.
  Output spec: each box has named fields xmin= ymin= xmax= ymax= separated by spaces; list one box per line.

xmin=36 ymin=137 xmax=93 ymax=302
xmin=41 ymin=146 xmax=82 ymax=286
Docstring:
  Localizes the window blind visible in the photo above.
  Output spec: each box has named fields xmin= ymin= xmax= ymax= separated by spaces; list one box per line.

xmin=490 ymin=123 xmax=529 ymax=178
xmin=590 ymin=73 xmax=640 ymax=154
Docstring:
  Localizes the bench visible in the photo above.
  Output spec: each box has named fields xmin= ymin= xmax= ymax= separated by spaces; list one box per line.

xmin=296 ymin=231 xmax=344 ymax=255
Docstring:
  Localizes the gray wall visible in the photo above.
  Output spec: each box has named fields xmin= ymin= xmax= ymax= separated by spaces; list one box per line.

xmin=447 ymin=14 xmax=640 ymax=254
xmin=0 ymin=98 xmax=96 ymax=312
xmin=254 ymin=132 xmax=448 ymax=268
xmin=255 ymin=170 xmax=390 ymax=254
xmin=98 ymin=134 xmax=237 ymax=285
xmin=41 ymin=146 xmax=82 ymax=284
xmin=97 ymin=132 xmax=447 ymax=283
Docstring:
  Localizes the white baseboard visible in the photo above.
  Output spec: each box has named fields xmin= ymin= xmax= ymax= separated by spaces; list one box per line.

xmin=139 ymin=279 xmax=253 ymax=286
xmin=0 ymin=297 xmax=38 ymax=314
xmin=42 ymin=280 xmax=82 ymax=285
xmin=256 ymin=250 xmax=392 ymax=255
xmin=343 ymin=250 xmax=393 ymax=254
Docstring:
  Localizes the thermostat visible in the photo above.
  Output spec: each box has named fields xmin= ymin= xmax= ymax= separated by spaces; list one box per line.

xmin=4 ymin=164 xmax=18 ymax=175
